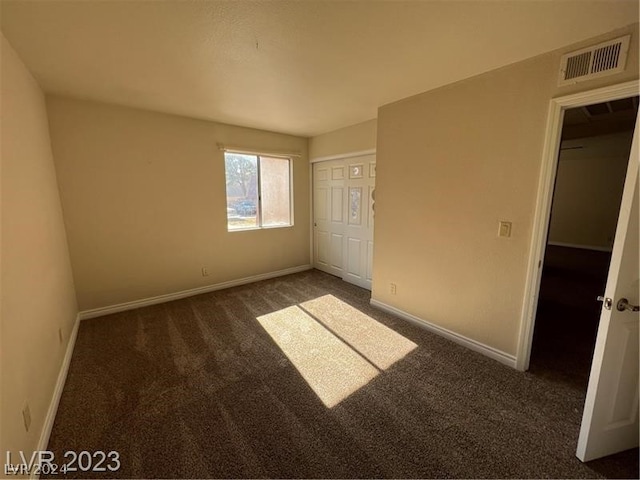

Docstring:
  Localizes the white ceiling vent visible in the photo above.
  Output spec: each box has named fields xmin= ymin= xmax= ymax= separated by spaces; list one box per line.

xmin=558 ymin=35 xmax=630 ymax=86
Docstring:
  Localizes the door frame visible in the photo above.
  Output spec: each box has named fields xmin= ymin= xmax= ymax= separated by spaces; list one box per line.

xmin=515 ymin=79 xmax=639 ymax=372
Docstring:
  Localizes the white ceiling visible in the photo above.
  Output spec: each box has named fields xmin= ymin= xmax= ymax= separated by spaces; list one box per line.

xmin=1 ymin=1 xmax=638 ymax=137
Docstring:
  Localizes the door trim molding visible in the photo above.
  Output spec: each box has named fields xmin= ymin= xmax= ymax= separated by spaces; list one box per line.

xmin=515 ymin=80 xmax=639 ymax=372
xmin=310 ymin=149 xmax=376 ymax=163
xmin=371 ymin=299 xmax=517 ymax=368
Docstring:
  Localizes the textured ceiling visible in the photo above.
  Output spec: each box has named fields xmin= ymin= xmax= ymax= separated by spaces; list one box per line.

xmin=1 ymin=1 xmax=638 ymax=137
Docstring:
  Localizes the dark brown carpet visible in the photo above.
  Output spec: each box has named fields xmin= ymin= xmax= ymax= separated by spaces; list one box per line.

xmin=46 ymin=269 xmax=638 ymax=478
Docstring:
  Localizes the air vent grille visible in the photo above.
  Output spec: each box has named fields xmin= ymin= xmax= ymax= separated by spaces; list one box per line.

xmin=558 ymin=35 xmax=630 ymax=86
xmin=592 ymin=42 xmax=622 ymax=73
xmin=565 ymin=51 xmax=591 ymax=80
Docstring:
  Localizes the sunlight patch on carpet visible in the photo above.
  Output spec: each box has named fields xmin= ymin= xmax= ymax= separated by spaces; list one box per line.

xmin=257 ymin=296 xmax=417 ymax=408
xmin=301 ymin=295 xmax=417 ymax=370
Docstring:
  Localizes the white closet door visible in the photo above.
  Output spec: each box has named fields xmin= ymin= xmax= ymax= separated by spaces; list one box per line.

xmin=313 ymin=155 xmax=375 ymax=290
xmin=313 ymin=160 xmax=346 ymax=278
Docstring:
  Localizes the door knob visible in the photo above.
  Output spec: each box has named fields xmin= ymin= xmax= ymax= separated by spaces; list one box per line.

xmin=597 ymin=296 xmax=612 ymax=310
xmin=616 ymin=298 xmax=640 ymax=312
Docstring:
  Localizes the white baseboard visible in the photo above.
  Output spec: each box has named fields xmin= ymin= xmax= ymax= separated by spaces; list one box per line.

xmin=370 ymin=299 xmax=517 ymax=368
xmin=79 ymin=264 xmax=313 ymax=320
xmin=547 ymin=241 xmax=612 ymax=252
xmin=32 ymin=314 xmax=80 ymax=479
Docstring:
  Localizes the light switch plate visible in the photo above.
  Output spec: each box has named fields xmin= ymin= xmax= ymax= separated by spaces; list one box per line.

xmin=498 ymin=221 xmax=512 ymax=238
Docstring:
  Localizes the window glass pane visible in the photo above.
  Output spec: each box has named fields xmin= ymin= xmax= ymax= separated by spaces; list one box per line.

xmin=349 ymin=187 xmax=362 ymax=225
xmin=260 ymin=156 xmax=291 ymax=227
xmin=225 ymin=153 xmax=258 ymax=230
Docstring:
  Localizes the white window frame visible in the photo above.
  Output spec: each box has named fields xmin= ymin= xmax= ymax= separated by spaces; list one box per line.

xmin=224 ymin=151 xmax=294 ymax=232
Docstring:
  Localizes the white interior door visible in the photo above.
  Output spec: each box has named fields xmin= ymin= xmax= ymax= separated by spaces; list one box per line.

xmin=343 ymin=157 xmax=376 ymax=289
xmin=576 ymin=118 xmax=639 ymax=462
xmin=313 ymin=160 xmax=346 ymax=278
xmin=313 ymin=155 xmax=375 ymax=289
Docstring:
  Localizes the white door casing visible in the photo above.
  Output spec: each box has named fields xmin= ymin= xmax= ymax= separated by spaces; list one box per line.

xmin=517 ymin=81 xmax=639 ymax=371
xmin=576 ymin=114 xmax=639 ymax=462
xmin=313 ymin=155 xmax=375 ymax=289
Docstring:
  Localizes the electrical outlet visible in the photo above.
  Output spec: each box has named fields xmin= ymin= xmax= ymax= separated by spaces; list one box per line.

xmin=58 ymin=328 xmax=63 ymax=344
xmin=390 ymin=283 xmax=397 ymax=295
xmin=201 ymin=267 xmax=209 ymax=277
xmin=22 ymin=403 xmax=31 ymax=432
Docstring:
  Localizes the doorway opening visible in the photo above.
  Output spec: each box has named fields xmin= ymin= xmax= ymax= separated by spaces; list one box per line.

xmin=529 ymin=95 xmax=638 ymax=389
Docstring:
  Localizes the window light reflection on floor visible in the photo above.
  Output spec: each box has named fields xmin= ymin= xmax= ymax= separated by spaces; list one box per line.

xmin=301 ymin=295 xmax=418 ymax=370
xmin=257 ymin=295 xmax=417 ymax=408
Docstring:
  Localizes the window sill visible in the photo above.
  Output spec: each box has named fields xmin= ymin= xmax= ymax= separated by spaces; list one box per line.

xmin=227 ymin=224 xmax=294 ymax=233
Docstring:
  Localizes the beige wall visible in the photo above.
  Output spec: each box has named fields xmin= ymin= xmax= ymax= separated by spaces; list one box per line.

xmin=1 ymin=34 xmax=78 ymax=463
xmin=46 ymin=97 xmax=310 ymax=311
xmin=548 ymin=131 xmax=634 ymax=250
xmin=373 ymin=24 xmax=639 ymax=356
xmin=309 ymin=119 xmax=377 ymax=159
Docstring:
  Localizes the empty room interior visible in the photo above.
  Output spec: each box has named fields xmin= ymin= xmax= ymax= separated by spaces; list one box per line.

xmin=1 ymin=1 xmax=639 ymax=479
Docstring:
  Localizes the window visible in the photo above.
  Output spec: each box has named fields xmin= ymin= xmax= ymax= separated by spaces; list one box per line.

xmin=224 ymin=152 xmax=292 ymax=231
